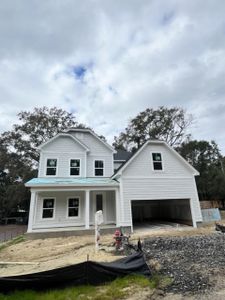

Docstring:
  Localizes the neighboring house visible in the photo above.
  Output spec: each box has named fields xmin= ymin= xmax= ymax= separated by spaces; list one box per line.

xmin=25 ymin=128 xmax=203 ymax=234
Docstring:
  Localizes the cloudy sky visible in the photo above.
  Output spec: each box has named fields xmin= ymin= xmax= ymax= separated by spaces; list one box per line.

xmin=1 ymin=1 xmax=225 ymax=151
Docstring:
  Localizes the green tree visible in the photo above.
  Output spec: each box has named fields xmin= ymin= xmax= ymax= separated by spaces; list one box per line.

xmin=0 ymin=169 xmax=9 ymax=217
xmin=1 ymin=107 xmax=78 ymax=168
xmin=177 ymin=140 xmax=225 ymax=200
xmin=113 ymin=107 xmax=192 ymax=152
xmin=0 ymin=107 xmax=80 ymax=217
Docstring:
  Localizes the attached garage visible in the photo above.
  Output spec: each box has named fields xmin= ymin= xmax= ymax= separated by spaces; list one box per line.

xmin=131 ymin=199 xmax=193 ymax=226
xmin=112 ymin=140 xmax=203 ymax=230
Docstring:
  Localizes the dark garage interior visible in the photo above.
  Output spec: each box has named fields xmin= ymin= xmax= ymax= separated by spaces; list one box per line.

xmin=131 ymin=199 xmax=193 ymax=226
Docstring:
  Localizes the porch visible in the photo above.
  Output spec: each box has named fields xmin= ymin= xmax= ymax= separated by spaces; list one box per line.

xmin=28 ymin=188 xmax=119 ymax=233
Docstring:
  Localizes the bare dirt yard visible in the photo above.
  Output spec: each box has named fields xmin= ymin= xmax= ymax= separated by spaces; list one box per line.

xmin=0 ymin=224 xmax=225 ymax=299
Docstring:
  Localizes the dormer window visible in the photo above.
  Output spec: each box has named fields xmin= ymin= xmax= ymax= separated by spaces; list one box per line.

xmin=95 ymin=160 xmax=104 ymax=176
xmin=70 ymin=159 xmax=80 ymax=176
xmin=152 ymin=153 xmax=163 ymax=170
xmin=46 ymin=159 xmax=57 ymax=176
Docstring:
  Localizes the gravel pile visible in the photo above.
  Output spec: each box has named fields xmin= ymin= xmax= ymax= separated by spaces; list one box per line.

xmin=143 ymin=232 xmax=225 ymax=294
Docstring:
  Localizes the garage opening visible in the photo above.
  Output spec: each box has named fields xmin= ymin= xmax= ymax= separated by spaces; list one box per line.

xmin=131 ymin=199 xmax=193 ymax=228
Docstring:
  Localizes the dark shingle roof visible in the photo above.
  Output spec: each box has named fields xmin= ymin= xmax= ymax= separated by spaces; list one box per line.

xmin=113 ymin=150 xmax=132 ymax=161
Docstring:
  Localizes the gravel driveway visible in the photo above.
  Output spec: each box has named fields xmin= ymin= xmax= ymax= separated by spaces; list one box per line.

xmin=143 ymin=232 xmax=225 ymax=298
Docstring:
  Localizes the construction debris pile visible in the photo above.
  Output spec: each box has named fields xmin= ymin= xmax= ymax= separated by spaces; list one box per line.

xmin=143 ymin=233 xmax=225 ymax=295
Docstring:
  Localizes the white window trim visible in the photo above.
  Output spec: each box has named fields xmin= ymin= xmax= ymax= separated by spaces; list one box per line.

xmin=151 ymin=152 xmax=164 ymax=172
xmin=67 ymin=196 xmax=80 ymax=219
xmin=45 ymin=158 xmax=58 ymax=177
xmin=41 ymin=197 xmax=56 ymax=220
xmin=69 ymin=158 xmax=81 ymax=177
xmin=93 ymin=159 xmax=105 ymax=177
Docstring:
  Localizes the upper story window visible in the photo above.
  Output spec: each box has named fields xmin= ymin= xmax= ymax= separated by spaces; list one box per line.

xmin=95 ymin=160 xmax=104 ymax=176
xmin=42 ymin=198 xmax=55 ymax=219
xmin=70 ymin=159 xmax=80 ymax=176
xmin=46 ymin=159 xmax=57 ymax=176
xmin=152 ymin=153 xmax=163 ymax=170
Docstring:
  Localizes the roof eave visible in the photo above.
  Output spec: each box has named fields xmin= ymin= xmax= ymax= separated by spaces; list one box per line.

xmin=26 ymin=183 xmax=119 ymax=188
xmin=37 ymin=133 xmax=90 ymax=151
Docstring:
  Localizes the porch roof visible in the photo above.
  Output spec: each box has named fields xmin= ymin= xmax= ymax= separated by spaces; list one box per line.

xmin=25 ymin=177 xmax=119 ymax=188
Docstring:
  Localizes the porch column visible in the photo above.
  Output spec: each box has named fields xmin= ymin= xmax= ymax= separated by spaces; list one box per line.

xmin=116 ymin=188 xmax=121 ymax=227
xmin=85 ymin=190 xmax=90 ymax=229
xmin=27 ymin=190 xmax=36 ymax=233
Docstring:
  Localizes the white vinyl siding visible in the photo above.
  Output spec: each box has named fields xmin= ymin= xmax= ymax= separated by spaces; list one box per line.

xmin=41 ymin=136 xmax=85 ymax=153
xmin=38 ymin=133 xmax=114 ymax=178
xmin=71 ymin=132 xmax=112 ymax=155
xmin=39 ymin=136 xmax=86 ymax=177
xmin=121 ymin=177 xmax=202 ymax=226
xmin=123 ymin=144 xmax=192 ymax=178
xmin=89 ymin=190 xmax=116 ymax=225
xmin=105 ymin=191 xmax=116 ymax=223
xmin=71 ymin=132 xmax=114 ymax=177
xmin=39 ymin=152 xmax=86 ymax=177
xmin=33 ymin=191 xmax=85 ymax=229
xmin=119 ymin=143 xmax=202 ymax=227
xmin=32 ymin=190 xmax=116 ymax=230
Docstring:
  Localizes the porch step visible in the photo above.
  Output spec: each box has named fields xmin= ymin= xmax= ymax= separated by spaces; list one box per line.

xmin=25 ymin=226 xmax=131 ymax=240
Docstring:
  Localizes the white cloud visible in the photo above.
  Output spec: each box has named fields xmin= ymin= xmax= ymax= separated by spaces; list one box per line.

xmin=0 ymin=0 xmax=225 ymax=152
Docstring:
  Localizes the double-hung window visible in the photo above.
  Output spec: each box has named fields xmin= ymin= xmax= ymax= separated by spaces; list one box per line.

xmin=152 ymin=153 xmax=163 ymax=170
xmin=42 ymin=198 xmax=55 ymax=219
xmin=46 ymin=159 xmax=57 ymax=176
xmin=95 ymin=160 xmax=104 ymax=176
xmin=70 ymin=159 xmax=80 ymax=176
xmin=68 ymin=198 xmax=79 ymax=217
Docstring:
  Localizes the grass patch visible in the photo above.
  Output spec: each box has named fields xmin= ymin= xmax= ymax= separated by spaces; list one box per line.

xmin=0 ymin=274 xmax=172 ymax=300
xmin=0 ymin=235 xmax=25 ymax=252
xmin=149 ymin=274 xmax=173 ymax=289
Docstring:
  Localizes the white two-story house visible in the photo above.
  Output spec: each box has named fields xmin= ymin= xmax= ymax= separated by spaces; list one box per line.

xmin=25 ymin=128 xmax=203 ymax=235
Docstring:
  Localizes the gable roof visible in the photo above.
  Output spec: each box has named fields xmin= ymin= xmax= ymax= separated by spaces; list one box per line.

xmin=37 ymin=133 xmax=90 ymax=151
xmin=112 ymin=140 xmax=199 ymax=179
xmin=64 ymin=128 xmax=115 ymax=152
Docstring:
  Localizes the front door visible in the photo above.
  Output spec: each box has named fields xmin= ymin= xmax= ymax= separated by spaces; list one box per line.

xmin=94 ymin=192 xmax=105 ymax=223
xmin=96 ymin=194 xmax=103 ymax=212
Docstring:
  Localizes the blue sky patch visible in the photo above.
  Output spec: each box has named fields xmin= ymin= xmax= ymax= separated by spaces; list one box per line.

xmin=72 ymin=65 xmax=86 ymax=79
